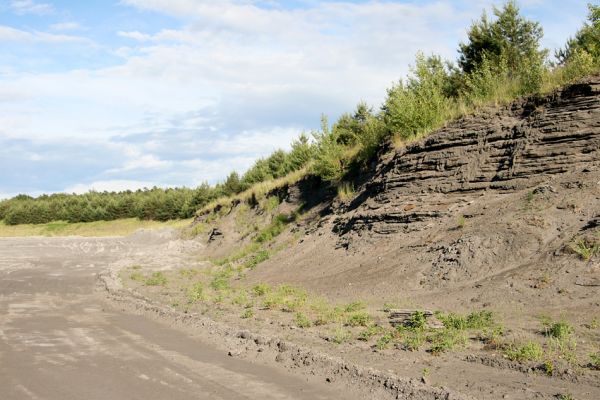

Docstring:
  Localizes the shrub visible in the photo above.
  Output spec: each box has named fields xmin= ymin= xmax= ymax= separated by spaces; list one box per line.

xmin=504 ymin=341 xmax=544 ymax=362
xmin=544 ymin=320 xmax=574 ymax=339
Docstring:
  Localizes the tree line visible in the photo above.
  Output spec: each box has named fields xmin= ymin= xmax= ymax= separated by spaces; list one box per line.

xmin=2 ymin=1 xmax=598 ymax=226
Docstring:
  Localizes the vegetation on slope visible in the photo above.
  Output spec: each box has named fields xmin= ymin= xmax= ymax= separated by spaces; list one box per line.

xmin=2 ymin=1 xmax=599 ymax=226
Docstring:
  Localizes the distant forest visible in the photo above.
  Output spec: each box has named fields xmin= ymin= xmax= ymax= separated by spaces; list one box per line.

xmin=2 ymin=1 xmax=599 ymax=225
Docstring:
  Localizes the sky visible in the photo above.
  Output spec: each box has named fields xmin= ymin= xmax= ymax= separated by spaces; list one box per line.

xmin=0 ymin=0 xmax=592 ymax=198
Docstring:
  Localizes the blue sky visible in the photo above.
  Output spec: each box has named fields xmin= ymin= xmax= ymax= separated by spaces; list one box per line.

xmin=0 ymin=0 xmax=592 ymax=198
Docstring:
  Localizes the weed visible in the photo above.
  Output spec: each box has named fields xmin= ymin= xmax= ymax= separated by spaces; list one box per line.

xmin=358 ymin=325 xmax=383 ymax=341
xmin=332 ymin=327 xmax=352 ymax=344
xmin=400 ymin=330 xmax=426 ymax=351
xmin=406 ymin=311 xmax=427 ymax=330
xmin=129 ymin=271 xmax=145 ymax=282
xmin=543 ymin=359 xmax=555 ymax=376
xmin=145 ymin=271 xmax=167 ymax=286
xmin=252 ymin=283 xmax=271 ymax=296
xmin=590 ymin=317 xmax=599 ymax=330
xmin=210 ymin=275 xmax=230 ymax=291
xmin=429 ymin=329 xmax=467 ymax=355
xmin=344 ymin=301 xmax=366 ymax=313
xmin=178 ymin=268 xmax=198 ymax=278
xmin=438 ymin=310 xmax=495 ymax=330
xmin=570 ymin=237 xmax=599 ymax=261
xmin=231 ymin=290 xmax=248 ymax=306
xmin=504 ymin=341 xmax=544 ymax=362
xmin=337 ymin=182 xmax=355 ymax=201
xmin=549 ymin=336 xmax=578 ymax=365
xmin=243 ymin=249 xmax=270 ymax=270
xmin=263 ymin=196 xmax=281 ymax=211
xmin=295 ymin=312 xmax=312 ymax=328
xmin=480 ymin=325 xmax=505 ymax=349
xmin=457 ymin=215 xmax=466 ymax=229
xmin=542 ymin=319 xmax=574 ymax=339
xmin=241 ymin=308 xmax=254 ymax=319
xmin=589 ymin=352 xmax=600 ymax=370
xmin=345 ymin=311 xmax=371 ymax=327
xmin=254 ymin=214 xmax=290 ymax=243
xmin=187 ymin=282 xmax=205 ymax=302
xmin=556 ymin=394 xmax=574 ymax=400
xmin=376 ymin=332 xmax=394 ymax=350
xmin=130 ymin=265 xmax=142 ymax=270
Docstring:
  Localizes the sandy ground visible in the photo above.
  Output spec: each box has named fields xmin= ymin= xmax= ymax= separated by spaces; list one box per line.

xmin=0 ymin=235 xmax=362 ymax=400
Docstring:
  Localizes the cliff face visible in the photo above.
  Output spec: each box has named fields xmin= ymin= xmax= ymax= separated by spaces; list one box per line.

xmin=334 ymin=79 xmax=600 ymax=237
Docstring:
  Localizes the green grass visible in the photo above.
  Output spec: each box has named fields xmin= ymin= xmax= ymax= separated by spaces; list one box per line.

xmin=504 ymin=341 xmax=544 ymax=362
xmin=145 ymin=271 xmax=167 ymax=286
xmin=337 ymin=181 xmax=355 ymax=201
xmin=187 ymin=282 xmax=205 ymax=302
xmin=590 ymin=352 xmax=600 ymax=370
xmin=570 ymin=235 xmax=599 ymax=261
xmin=0 ymin=218 xmax=192 ymax=237
xmin=295 ymin=312 xmax=312 ymax=328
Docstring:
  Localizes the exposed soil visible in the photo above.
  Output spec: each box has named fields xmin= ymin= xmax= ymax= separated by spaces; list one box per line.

xmin=153 ymin=76 xmax=600 ymax=399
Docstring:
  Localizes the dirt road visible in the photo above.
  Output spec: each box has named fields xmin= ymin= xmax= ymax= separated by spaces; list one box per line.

xmin=0 ymin=236 xmax=358 ymax=400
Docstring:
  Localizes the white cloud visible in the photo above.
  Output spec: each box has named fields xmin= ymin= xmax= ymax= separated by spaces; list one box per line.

xmin=10 ymin=0 xmax=53 ymax=15
xmin=50 ymin=22 xmax=82 ymax=31
xmin=0 ymin=25 xmax=90 ymax=44
xmin=118 ymin=30 xmax=152 ymax=41
xmin=64 ymin=180 xmax=158 ymax=194
xmin=0 ymin=0 xmax=592 ymax=195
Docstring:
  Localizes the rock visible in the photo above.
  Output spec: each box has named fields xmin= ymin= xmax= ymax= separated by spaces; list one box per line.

xmin=208 ymin=228 xmax=223 ymax=242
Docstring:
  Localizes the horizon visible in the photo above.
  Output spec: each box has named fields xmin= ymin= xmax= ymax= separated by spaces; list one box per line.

xmin=0 ymin=0 xmax=591 ymax=199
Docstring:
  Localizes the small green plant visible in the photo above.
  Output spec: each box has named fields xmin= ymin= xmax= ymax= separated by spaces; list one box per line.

xmin=429 ymin=329 xmax=467 ymax=354
xmin=332 ymin=327 xmax=352 ymax=344
xmin=400 ymin=330 xmax=426 ymax=351
xmin=376 ymin=332 xmax=394 ymax=350
xmin=231 ymin=289 xmax=248 ymax=306
xmin=129 ymin=271 xmax=145 ymax=282
xmin=504 ymin=341 xmax=544 ymax=362
xmin=244 ymin=249 xmax=270 ymax=269
xmin=543 ymin=320 xmax=574 ymax=339
xmin=589 ymin=352 xmax=600 ymax=370
xmin=590 ymin=317 xmax=599 ymax=330
xmin=556 ymin=394 xmax=574 ymax=400
xmin=252 ymin=283 xmax=271 ymax=296
xmin=344 ymin=301 xmax=366 ymax=313
xmin=570 ymin=237 xmax=599 ymax=261
xmin=145 ymin=271 xmax=167 ymax=286
xmin=457 ymin=215 xmax=466 ymax=229
xmin=254 ymin=214 xmax=290 ymax=243
xmin=210 ymin=275 xmax=230 ymax=291
xmin=543 ymin=359 xmax=554 ymax=376
xmin=358 ymin=325 xmax=383 ymax=341
xmin=263 ymin=195 xmax=281 ymax=211
xmin=295 ymin=312 xmax=312 ymax=328
xmin=241 ymin=308 xmax=254 ymax=319
xmin=549 ymin=335 xmax=578 ymax=365
xmin=345 ymin=311 xmax=371 ymax=327
xmin=406 ymin=311 xmax=427 ymax=330
xmin=337 ymin=181 xmax=355 ymax=201
xmin=439 ymin=310 xmax=495 ymax=330
xmin=187 ymin=282 xmax=205 ymax=302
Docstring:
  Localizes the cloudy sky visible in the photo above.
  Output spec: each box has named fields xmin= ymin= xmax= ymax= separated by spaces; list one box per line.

xmin=0 ymin=0 xmax=591 ymax=198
